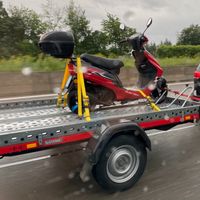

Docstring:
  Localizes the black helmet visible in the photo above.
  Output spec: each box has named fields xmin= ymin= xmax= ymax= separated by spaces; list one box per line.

xmin=39 ymin=31 xmax=75 ymax=58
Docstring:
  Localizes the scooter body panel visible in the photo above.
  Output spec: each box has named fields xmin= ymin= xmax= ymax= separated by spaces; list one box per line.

xmin=144 ymin=51 xmax=163 ymax=77
xmin=68 ymin=62 xmax=152 ymax=101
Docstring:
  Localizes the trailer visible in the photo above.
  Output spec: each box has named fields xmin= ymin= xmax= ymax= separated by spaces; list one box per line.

xmin=0 ymin=93 xmax=199 ymax=191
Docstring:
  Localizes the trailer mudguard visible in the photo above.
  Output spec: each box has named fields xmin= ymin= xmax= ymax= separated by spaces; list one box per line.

xmin=87 ymin=122 xmax=151 ymax=164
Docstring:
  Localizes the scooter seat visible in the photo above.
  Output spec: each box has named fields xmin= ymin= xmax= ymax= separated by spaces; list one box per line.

xmin=81 ymin=54 xmax=124 ymax=72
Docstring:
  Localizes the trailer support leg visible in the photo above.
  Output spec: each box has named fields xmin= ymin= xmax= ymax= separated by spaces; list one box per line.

xmin=80 ymin=159 xmax=92 ymax=182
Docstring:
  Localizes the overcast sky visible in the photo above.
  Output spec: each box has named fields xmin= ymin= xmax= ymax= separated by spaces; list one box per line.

xmin=3 ymin=0 xmax=200 ymax=44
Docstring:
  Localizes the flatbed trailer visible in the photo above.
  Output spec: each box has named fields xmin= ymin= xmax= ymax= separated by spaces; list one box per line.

xmin=0 ymin=95 xmax=200 ymax=191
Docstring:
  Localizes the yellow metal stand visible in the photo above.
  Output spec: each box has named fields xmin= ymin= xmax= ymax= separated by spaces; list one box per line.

xmin=138 ymin=90 xmax=160 ymax=111
xmin=77 ymin=56 xmax=91 ymax=122
xmin=57 ymin=59 xmax=70 ymax=107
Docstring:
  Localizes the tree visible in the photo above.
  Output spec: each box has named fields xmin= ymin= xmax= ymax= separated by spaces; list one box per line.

xmin=101 ymin=13 xmax=136 ymax=55
xmin=160 ymin=38 xmax=172 ymax=46
xmin=0 ymin=1 xmax=7 ymax=17
xmin=9 ymin=7 xmax=48 ymax=55
xmin=177 ymin=24 xmax=200 ymax=45
xmin=0 ymin=2 xmax=47 ymax=57
xmin=0 ymin=1 xmax=25 ymax=57
xmin=146 ymin=42 xmax=157 ymax=56
xmin=42 ymin=0 xmax=65 ymax=31
xmin=87 ymin=30 xmax=108 ymax=55
xmin=64 ymin=0 xmax=92 ymax=54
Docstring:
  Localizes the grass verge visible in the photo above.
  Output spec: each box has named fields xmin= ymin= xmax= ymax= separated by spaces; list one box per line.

xmin=0 ymin=55 xmax=200 ymax=72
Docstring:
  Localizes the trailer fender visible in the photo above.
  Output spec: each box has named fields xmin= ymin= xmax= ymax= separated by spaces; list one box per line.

xmin=87 ymin=122 xmax=151 ymax=164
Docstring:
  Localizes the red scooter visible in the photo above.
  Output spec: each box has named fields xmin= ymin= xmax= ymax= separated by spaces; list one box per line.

xmin=66 ymin=18 xmax=167 ymax=113
xmin=39 ymin=18 xmax=167 ymax=113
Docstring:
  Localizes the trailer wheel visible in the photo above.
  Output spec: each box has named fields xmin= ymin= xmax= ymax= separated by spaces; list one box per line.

xmin=92 ymin=135 xmax=147 ymax=191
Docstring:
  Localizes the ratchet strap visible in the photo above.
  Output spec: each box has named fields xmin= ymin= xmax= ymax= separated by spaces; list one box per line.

xmin=77 ymin=56 xmax=91 ymax=122
xmin=138 ymin=90 xmax=160 ymax=111
xmin=57 ymin=59 xmax=70 ymax=107
xmin=57 ymin=57 xmax=91 ymax=122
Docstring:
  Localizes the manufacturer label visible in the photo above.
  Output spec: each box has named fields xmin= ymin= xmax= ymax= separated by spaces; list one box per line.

xmin=44 ymin=138 xmax=62 ymax=145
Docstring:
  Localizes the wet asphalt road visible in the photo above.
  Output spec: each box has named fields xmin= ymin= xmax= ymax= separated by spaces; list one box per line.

xmin=1 ymin=82 xmax=200 ymax=200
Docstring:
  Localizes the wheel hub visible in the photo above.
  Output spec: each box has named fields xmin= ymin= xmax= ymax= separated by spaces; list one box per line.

xmin=106 ymin=145 xmax=140 ymax=183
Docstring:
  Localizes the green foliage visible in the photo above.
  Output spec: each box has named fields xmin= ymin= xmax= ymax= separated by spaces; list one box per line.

xmin=157 ymin=56 xmax=200 ymax=68
xmin=64 ymin=0 xmax=91 ymax=55
xmin=42 ymin=0 xmax=65 ymax=31
xmin=0 ymin=55 xmax=65 ymax=72
xmin=0 ymin=2 xmax=47 ymax=58
xmin=145 ymin=42 xmax=157 ymax=56
xmin=157 ymin=45 xmax=200 ymax=58
xmin=122 ymin=55 xmax=200 ymax=69
xmin=177 ymin=24 xmax=200 ymax=45
xmin=102 ymin=13 xmax=136 ymax=55
xmin=1 ymin=54 xmax=200 ymax=73
xmin=160 ymin=38 xmax=172 ymax=46
xmin=0 ymin=2 xmax=24 ymax=57
xmin=0 ymin=0 xmax=137 ymax=58
xmin=87 ymin=30 xmax=108 ymax=55
xmin=9 ymin=7 xmax=48 ymax=56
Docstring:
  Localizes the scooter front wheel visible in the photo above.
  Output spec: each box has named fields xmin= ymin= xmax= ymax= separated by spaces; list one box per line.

xmin=151 ymin=77 xmax=168 ymax=104
xmin=151 ymin=88 xmax=168 ymax=104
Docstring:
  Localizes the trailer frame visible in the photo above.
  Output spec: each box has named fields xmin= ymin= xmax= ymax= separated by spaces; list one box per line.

xmin=0 ymin=94 xmax=199 ymax=191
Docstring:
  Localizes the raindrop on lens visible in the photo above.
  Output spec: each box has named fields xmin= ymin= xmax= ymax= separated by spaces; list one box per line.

xmin=161 ymin=160 xmax=166 ymax=166
xmin=22 ymin=67 xmax=32 ymax=76
xmin=68 ymin=171 xmax=75 ymax=179
xmin=153 ymin=140 xmax=158 ymax=145
xmin=88 ymin=184 xmax=94 ymax=189
xmin=148 ymin=83 xmax=156 ymax=90
xmin=164 ymin=114 xmax=169 ymax=120
xmin=143 ymin=186 xmax=149 ymax=192
xmin=53 ymin=87 xmax=61 ymax=94
xmin=123 ymin=11 xmax=135 ymax=23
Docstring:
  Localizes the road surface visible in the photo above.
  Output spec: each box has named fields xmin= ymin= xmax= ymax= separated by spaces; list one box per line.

xmin=1 ymin=82 xmax=200 ymax=200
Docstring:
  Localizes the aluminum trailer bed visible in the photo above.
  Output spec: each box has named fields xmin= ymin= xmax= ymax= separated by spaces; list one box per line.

xmin=0 ymin=96 xmax=199 ymax=191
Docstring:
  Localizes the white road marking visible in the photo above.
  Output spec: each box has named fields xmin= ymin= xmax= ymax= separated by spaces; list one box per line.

xmin=0 ymin=155 xmax=51 ymax=169
xmin=148 ymin=125 xmax=195 ymax=137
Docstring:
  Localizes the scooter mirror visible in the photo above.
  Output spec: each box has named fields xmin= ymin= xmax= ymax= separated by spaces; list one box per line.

xmin=146 ymin=18 xmax=152 ymax=28
xmin=120 ymin=23 xmax=125 ymax=30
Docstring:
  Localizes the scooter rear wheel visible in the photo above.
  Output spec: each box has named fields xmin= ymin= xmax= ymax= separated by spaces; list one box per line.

xmin=67 ymin=90 xmax=96 ymax=114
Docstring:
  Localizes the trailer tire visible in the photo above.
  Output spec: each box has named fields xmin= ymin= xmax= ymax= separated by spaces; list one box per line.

xmin=92 ymin=135 xmax=147 ymax=192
